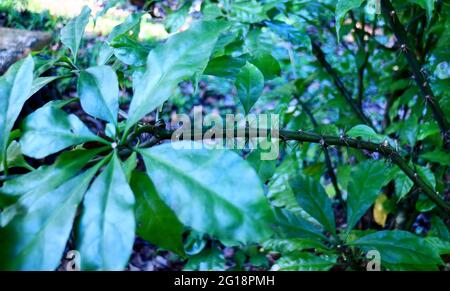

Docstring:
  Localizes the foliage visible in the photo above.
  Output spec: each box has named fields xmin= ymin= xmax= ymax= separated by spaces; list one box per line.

xmin=0 ymin=0 xmax=449 ymax=271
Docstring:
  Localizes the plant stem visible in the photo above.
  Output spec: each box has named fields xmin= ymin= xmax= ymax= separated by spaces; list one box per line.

xmin=310 ymin=41 xmax=376 ymax=131
xmin=135 ymin=125 xmax=450 ymax=214
xmin=380 ymin=0 xmax=449 ymax=148
xmin=298 ymin=99 xmax=344 ymax=205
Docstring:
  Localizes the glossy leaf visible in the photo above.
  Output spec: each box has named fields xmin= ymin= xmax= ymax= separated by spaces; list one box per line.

xmin=289 ymin=174 xmax=336 ymax=235
xmin=250 ymin=53 xmax=281 ymax=80
xmin=235 ymin=62 xmax=264 ymax=115
xmin=272 ymin=253 xmax=337 ymax=271
xmin=346 ymin=124 xmax=384 ymax=143
xmin=126 ymin=21 xmax=228 ymax=129
xmin=139 ymin=142 xmax=274 ymax=244
xmin=346 ymin=160 xmax=389 ymax=232
xmin=183 ymin=248 xmax=226 ymax=271
xmin=262 ymin=238 xmax=328 ymax=254
xmin=20 ymin=106 xmax=107 ymax=159
xmin=0 ymin=149 xmax=102 ymax=210
xmin=0 ymin=56 xmax=34 ymax=170
xmin=204 ymin=54 xmax=249 ymax=79
xmin=60 ymin=6 xmax=91 ymax=63
xmin=110 ymin=35 xmax=150 ymax=66
xmin=348 ymin=230 xmax=444 ymax=271
xmin=76 ymin=153 xmax=135 ymax=271
xmin=130 ymin=171 xmax=185 ymax=256
xmin=0 ymin=164 xmax=101 ymax=270
xmin=77 ymin=65 xmax=119 ymax=125
xmin=272 ymin=208 xmax=326 ymax=241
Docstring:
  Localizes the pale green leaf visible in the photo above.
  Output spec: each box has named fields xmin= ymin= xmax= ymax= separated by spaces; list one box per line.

xmin=0 ymin=56 xmax=34 ymax=170
xmin=60 ymin=6 xmax=91 ymax=63
xmin=126 ymin=20 xmax=228 ymax=129
xmin=0 ymin=164 xmax=101 ymax=270
xmin=20 ymin=106 xmax=107 ymax=159
xmin=77 ymin=65 xmax=119 ymax=125
xmin=77 ymin=153 xmax=135 ymax=271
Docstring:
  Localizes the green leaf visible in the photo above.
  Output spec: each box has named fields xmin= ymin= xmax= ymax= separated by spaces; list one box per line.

xmin=77 ymin=153 xmax=135 ymax=271
xmin=272 ymin=252 xmax=337 ymax=271
xmin=0 ymin=149 xmax=102 ymax=210
xmin=97 ymin=13 xmax=143 ymax=65
xmin=130 ymin=171 xmax=185 ymax=256
xmin=183 ymin=248 xmax=226 ymax=271
xmin=126 ymin=20 xmax=228 ymax=129
xmin=267 ymin=155 xmax=303 ymax=214
xmin=60 ymin=6 xmax=91 ymax=63
xmin=77 ymin=65 xmax=119 ymax=125
xmin=30 ymin=76 xmax=63 ymax=97
xmin=0 ymin=56 xmax=34 ymax=170
xmin=346 ymin=124 xmax=384 ymax=143
xmin=0 ymin=141 xmax=32 ymax=172
xmin=204 ymin=54 xmax=249 ymax=79
xmin=272 ymin=208 xmax=326 ymax=241
xmin=429 ymin=216 xmax=450 ymax=241
xmin=20 ymin=106 xmax=106 ymax=159
xmin=250 ymin=52 xmax=281 ymax=80
xmin=289 ymin=175 xmax=336 ymax=235
xmin=235 ymin=62 xmax=264 ymax=115
xmin=262 ymin=238 xmax=328 ymax=254
xmin=122 ymin=152 xmax=137 ymax=183
xmin=421 ymin=150 xmax=450 ymax=166
xmin=246 ymin=148 xmax=277 ymax=183
xmin=110 ymin=35 xmax=150 ymax=66
xmin=395 ymin=171 xmax=414 ymax=200
xmin=408 ymin=0 xmax=435 ymax=22
xmin=0 ymin=164 xmax=101 ymax=270
xmin=229 ymin=0 xmax=268 ymax=24
xmin=347 ymin=230 xmax=444 ymax=271
xmin=335 ymin=0 xmax=365 ymax=41
xmin=138 ymin=142 xmax=274 ymax=244
xmin=265 ymin=21 xmax=312 ymax=51
xmin=347 ymin=160 xmax=388 ymax=232
xmin=425 ymin=237 xmax=450 ymax=255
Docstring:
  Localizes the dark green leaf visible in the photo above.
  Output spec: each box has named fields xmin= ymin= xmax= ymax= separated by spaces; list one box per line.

xmin=236 ymin=62 xmax=264 ymax=115
xmin=347 ymin=160 xmax=389 ymax=231
xmin=130 ymin=171 xmax=185 ymax=256
xmin=348 ymin=230 xmax=444 ymax=271
xmin=250 ymin=52 xmax=281 ymax=80
xmin=204 ymin=54 xmax=249 ymax=79
xmin=290 ymin=174 xmax=336 ymax=235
